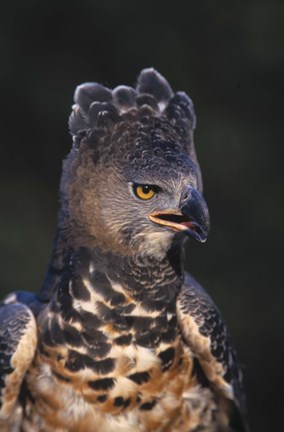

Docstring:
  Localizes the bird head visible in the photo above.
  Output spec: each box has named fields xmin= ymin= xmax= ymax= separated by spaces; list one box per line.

xmin=60 ymin=69 xmax=210 ymax=257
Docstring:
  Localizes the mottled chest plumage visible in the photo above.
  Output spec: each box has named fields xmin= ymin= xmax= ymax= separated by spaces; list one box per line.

xmin=24 ymin=251 xmax=199 ymax=431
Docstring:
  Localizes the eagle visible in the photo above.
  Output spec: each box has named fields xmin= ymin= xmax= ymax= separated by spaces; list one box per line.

xmin=0 ymin=68 xmax=249 ymax=431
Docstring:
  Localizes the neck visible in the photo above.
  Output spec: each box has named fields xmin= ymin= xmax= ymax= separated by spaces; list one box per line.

xmin=39 ymin=236 xmax=185 ymax=352
xmin=39 ymin=232 xmax=184 ymax=311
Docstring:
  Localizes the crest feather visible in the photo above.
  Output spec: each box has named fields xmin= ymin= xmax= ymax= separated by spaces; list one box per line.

xmin=69 ymin=69 xmax=196 ymax=145
xmin=136 ymin=68 xmax=173 ymax=110
xmin=74 ymin=83 xmax=113 ymax=113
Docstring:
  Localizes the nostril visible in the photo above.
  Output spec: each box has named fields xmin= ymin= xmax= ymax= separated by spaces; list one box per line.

xmin=181 ymin=191 xmax=190 ymax=204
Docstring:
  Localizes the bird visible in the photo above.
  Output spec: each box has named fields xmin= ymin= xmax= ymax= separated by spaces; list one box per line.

xmin=0 ymin=68 xmax=249 ymax=432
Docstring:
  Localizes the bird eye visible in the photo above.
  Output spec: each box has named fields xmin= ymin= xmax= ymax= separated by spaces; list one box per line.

xmin=133 ymin=184 xmax=158 ymax=200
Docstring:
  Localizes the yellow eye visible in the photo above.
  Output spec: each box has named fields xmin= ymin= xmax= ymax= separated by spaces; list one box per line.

xmin=134 ymin=184 xmax=157 ymax=200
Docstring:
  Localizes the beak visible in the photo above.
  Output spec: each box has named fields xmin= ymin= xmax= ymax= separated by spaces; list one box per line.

xmin=148 ymin=188 xmax=210 ymax=243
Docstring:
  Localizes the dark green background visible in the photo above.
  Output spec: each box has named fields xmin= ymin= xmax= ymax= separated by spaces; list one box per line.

xmin=1 ymin=1 xmax=283 ymax=430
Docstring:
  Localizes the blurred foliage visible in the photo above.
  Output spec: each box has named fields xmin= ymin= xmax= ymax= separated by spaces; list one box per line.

xmin=0 ymin=1 xmax=283 ymax=430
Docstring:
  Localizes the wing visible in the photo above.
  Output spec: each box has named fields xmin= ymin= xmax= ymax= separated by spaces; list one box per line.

xmin=177 ymin=273 xmax=249 ymax=432
xmin=0 ymin=300 xmax=37 ymax=427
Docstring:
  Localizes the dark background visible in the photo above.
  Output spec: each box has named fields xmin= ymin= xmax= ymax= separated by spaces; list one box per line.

xmin=0 ymin=1 xmax=283 ymax=430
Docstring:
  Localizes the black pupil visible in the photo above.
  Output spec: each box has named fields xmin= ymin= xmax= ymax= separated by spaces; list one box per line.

xmin=142 ymin=186 xmax=151 ymax=194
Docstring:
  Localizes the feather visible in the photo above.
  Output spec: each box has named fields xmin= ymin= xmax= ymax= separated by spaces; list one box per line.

xmin=74 ymin=83 xmax=113 ymax=114
xmin=136 ymin=68 xmax=173 ymax=110
xmin=113 ymin=86 xmax=137 ymax=111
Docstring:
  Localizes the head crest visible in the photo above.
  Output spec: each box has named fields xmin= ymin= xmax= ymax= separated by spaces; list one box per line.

xmin=69 ymin=68 xmax=196 ymax=141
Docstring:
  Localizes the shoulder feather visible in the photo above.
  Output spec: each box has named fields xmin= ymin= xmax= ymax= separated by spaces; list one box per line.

xmin=0 ymin=301 xmax=37 ymax=422
xmin=177 ymin=273 xmax=249 ymax=432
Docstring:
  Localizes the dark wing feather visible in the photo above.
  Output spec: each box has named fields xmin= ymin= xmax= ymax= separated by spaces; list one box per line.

xmin=0 ymin=301 xmax=37 ymax=425
xmin=177 ymin=273 xmax=249 ymax=432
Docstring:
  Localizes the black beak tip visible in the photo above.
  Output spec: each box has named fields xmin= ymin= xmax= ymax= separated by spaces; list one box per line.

xmin=181 ymin=188 xmax=210 ymax=243
xmin=185 ymin=225 xmax=209 ymax=243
